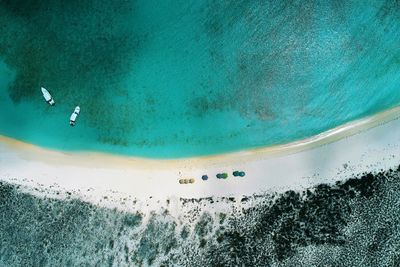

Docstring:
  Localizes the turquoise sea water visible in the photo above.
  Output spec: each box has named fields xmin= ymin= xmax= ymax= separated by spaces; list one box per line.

xmin=0 ymin=0 xmax=399 ymax=158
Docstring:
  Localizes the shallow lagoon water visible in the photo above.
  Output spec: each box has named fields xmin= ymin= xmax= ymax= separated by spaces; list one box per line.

xmin=0 ymin=0 xmax=399 ymax=158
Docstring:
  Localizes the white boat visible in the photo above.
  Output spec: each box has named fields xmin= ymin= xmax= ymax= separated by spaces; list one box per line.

xmin=69 ymin=106 xmax=80 ymax=126
xmin=41 ymin=87 xmax=55 ymax=106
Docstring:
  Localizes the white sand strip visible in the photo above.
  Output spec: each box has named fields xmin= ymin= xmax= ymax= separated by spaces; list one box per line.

xmin=0 ymin=107 xmax=399 ymax=201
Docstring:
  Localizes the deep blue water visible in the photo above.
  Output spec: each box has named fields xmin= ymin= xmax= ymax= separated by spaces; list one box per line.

xmin=0 ymin=0 xmax=399 ymax=158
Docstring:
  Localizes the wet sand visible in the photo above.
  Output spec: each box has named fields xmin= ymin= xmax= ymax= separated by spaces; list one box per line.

xmin=0 ymin=106 xmax=399 ymax=203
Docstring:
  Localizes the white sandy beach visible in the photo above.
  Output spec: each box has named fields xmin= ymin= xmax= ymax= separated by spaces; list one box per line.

xmin=0 ymin=106 xmax=399 ymax=205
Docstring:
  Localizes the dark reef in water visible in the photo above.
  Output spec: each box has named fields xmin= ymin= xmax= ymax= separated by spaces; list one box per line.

xmin=1 ymin=0 xmax=400 ymax=158
xmin=1 ymin=165 xmax=400 ymax=266
xmin=0 ymin=0 xmax=143 ymax=146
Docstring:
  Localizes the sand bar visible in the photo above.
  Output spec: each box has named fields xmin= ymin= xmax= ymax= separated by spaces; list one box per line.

xmin=0 ymin=106 xmax=400 ymax=201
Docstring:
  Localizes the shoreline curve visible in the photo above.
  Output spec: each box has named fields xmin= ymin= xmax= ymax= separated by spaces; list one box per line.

xmin=0 ymin=106 xmax=400 ymax=201
xmin=1 ymin=106 xmax=400 ymax=165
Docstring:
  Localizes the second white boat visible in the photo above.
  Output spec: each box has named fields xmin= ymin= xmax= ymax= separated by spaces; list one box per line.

xmin=70 ymin=106 xmax=80 ymax=126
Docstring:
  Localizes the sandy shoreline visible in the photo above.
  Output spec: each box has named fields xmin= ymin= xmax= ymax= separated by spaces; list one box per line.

xmin=1 ymin=106 xmax=400 ymax=202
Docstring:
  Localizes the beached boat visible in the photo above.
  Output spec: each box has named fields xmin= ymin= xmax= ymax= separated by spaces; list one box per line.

xmin=69 ymin=106 xmax=80 ymax=126
xmin=41 ymin=87 xmax=55 ymax=106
